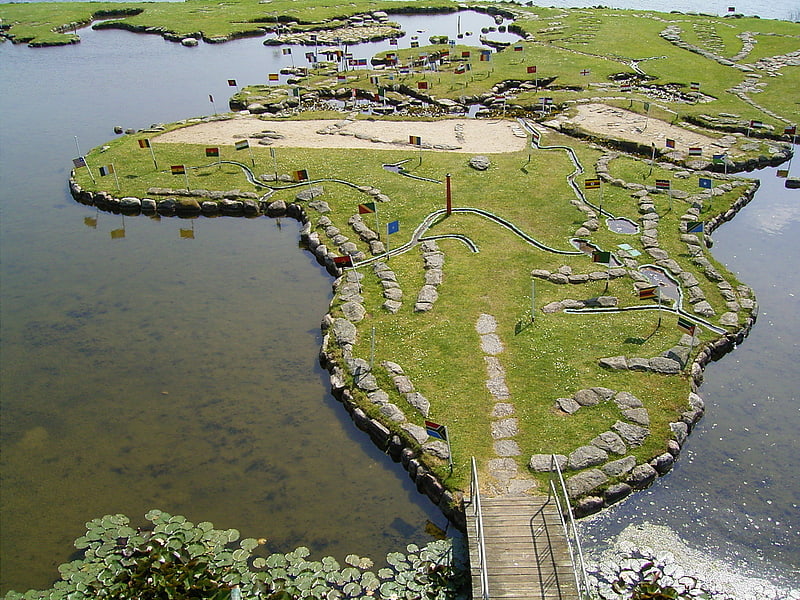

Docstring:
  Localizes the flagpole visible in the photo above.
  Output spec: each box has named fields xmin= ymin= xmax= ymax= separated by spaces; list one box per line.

xmin=247 ymin=144 xmax=255 ymax=168
xmin=531 ymin=277 xmax=535 ymax=322
xmin=182 ymin=166 xmax=190 ymax=192
xmin=149 ymin=143 xmax=158 ymax=170
xmin=76 ymin=136 xmax=97 ymax=183
xmin=445 ymin=425 xmax=453 ymax=470
xmin=657 ymin=286 xmax=662 ymax=328
xmin=370 ymin=326 xmax=375 ymax=370
xmin=111 ymin=163 xmax=120 ymax=191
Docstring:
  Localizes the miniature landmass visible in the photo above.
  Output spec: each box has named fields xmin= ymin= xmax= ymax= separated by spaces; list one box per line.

xmin=16 ymin=0 xmax=796 ymax=521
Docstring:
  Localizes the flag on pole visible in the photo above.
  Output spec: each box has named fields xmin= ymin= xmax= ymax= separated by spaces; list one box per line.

xmin=688 ymin=147 xmax=703 ymax=156
xmin=784 ymin=125 xmax=796 ymax=135
xmin=110 ymin=228 xmax=125 ymax=239
xmin=462 ymin=50 xmax=471 ymax=58
xmin=268 ymin=73 xmax=280 ymax=81
xmin=584 ymin=178 xmax=601 ymax=189
xmin=99 ymin=165 xmax=115 ymax=176
xmin=777 ymin=169 xmax=789 ymax=178
xmin=387 ymin=220 xmax=399 ymax=235
xmin=410 ymin=40 xmax=419 ymax=48
xmin=698 ymin=178 xmax=713 ymax=189
xmin=592 ymin=250 xmax=611 ymax=264
xmin=358 ymin=202 xmax=376 ymax=214
xmin=417 ymin=81 xmax=429 ymax=90
xmin=409 ymin=135 xmax=422 ymax=146
xmin=749 ymin=120 xmax=763 ymax=128
xmin=643 ymin=102 xmax=650 ymax=111
xmin=690 ymin=81 xmax=700 ymax=91
xmin=72 ymin=157 xmax=87 ymax=168
xmin=580 ymin=68 xmax=591 ymax=75
xmin=235 ymin=139 xmax=250 ymax=150
xmin=712 ymin=154 xmax=725 ymax=164
xmin=293 ymin=169 xmax=309 ymax=182
xmin=686 ymin=221 xmax=704 ymax=233
xmin=171 ymin=164 xmax=186 ymax=175
xmin=666 ymin=138 xmax=676 ymax=149
xmin=227 ymin=79 xmax=237 ymax=87
xmin=305 ymin=51 xmax=315 ymax=62
xmin=205 ymin=147 xmax=220 ymax=157
xmin=655 ymin=179 xmax=671 ymax=190
xmin=209 ymin=94 xmax=214 ymax=103
xmin=333 ymin=255 xmax=354 ymax=268
xmin=282 ymin=47 xmax=291 ymax=55
xmin=480 ymin=50 xmax=491 ymax=61
xmin=370 ymin=75 xmax=380 ymax=85
xmin=527 ymin=65 xmax=537 ymax=74
xmin=138 ymin=139 xmax=151 ymax=149
xmin=639 ymin=286 xmax=658 ymax=300
xmin=677 ymin=316 xmax=697 ymax=335
xmin=620 ymin=82 xmax=631 ymax=92
xmin=513 ymin=45 xmax=523 ymax=52
xmin=454 ymin=64 xmax=466 ymax=74
xmin=389 ymin=37 xmax=398 ymax=46
xmin=425 ymin=420 xmax=448 ymax=441
xmin=728 ymin=6 xmax=736 ymax=11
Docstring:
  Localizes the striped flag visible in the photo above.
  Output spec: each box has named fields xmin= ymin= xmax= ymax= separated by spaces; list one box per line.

xmin=749 ymin=120 xmax=763 ymax=128
xmin=337 ymin=74 xmax=347 ymax=81
xmin=784 ymin=125 xmax=796 ymax=135
xmin=462 ymin=50 xmax=471 ymax=58
xmin=138 ymin=139 xmax=151 ymax=149
xmin=514 ymin=45 xmax=523 ymax=52
xmin=454 ymin=64 xmax=466 ymax=75
xmin=268 ymin=73 xmax=279 ymax=81
xmin=688 ymin=147 xmax=703 ymax=156
xmin=540 ymin=97 xmax=553 ymax=105
xmin=698 ymin=178 xmax=713 ymax=189
xmin=358 ymin=202 xmax=376 ymax=214
xmin=282 ymin=47 xmax=291 ymax=55
xmin=72 ymin=157 xmax=87 ymax=168
xmin=409 ymin=135 xmax=422 ymax=146
xmin=639 ymin=286 xmax=658 ymax=300
xmin=666 ymin=138 xmax=676 ymax=149
xmin=387 ymin=220 xmax=399 ymax=235
xmin=655 ymin=179 xmax=671 ymax=190
xmin=305 ymin=52 xmax=315 ymax=62
xmin=620 ymin=82 xmax=631 ymax=92
xmin=584 ymin=178 xmax=601 ymax=189
xmin=592 ymin=250 xmax=611 ymax=264
xmin=293 ymin=169 xmax=309 ymax=182
xmin=370 ymin=75 xmax=380 ymax=85
xmin=411 ymin=40 xmax=419 ymax=48
xmin=677 ymin=316 xmax=696 ymax=335
xmin=425 ymin=420 xmax=448 ymax=441
xmin=235 ymin=139 xmax=249 ymax=150
xmin=205 ymin=147 xmax=220 ymax=157
xmin=333 ymin=255 xmax=354 ymax=268
xmin=99 ymin=165 xmax=115 ymax=176
xmin=527 ymin=65 xmax=537 ymax=74
xmin=227 ymin=79 xmax=237 ymax=87
xmin=170 ymin=165 xmax=185 ymax=175
xmin=690 ymin=82 xmax=700 ymax=91
xmin=399 ymin=66 xmax=411 ymax=75
xmin=480 ymin=50 xmax=491 ymax=61
xmin=389 ymin=37 xmax=398 ymax=46
xmin=686 ymin=221 xmax=704 ymax=233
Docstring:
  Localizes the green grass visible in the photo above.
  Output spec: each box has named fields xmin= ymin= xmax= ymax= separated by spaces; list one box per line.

xmin=51 ymin=1 xmax=793 ymax=497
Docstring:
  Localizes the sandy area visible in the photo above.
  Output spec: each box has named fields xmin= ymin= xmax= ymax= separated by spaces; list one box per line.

xmin=155 ymin=115 xmax=528 ymax=154
xmin=562 ymin=103 xmax=729 ymax=156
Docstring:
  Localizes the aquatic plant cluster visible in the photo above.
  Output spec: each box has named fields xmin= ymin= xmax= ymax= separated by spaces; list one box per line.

xmin=3 ymin=510 xmax=469 ymax=600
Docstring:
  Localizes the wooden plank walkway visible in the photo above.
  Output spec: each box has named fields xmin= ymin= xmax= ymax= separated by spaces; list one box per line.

xmin=466 ymin=496 xmax=580 ymax=600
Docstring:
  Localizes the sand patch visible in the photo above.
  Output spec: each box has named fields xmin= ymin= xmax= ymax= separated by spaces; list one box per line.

xmin=563 ymin=103 xmax=728 ymax=156
xmin=154 ymin=115 xmax=528 ymax=154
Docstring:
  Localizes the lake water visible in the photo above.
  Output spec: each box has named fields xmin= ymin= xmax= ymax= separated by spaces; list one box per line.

xmin=0 ymin=5 xmax=798 ymax=596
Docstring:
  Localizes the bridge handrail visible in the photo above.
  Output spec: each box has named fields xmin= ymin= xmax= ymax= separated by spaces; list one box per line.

xmin=547 ymin=454 xmax=591 ymax=599
xmin=467 ymin=457 xmax=490 ymax=600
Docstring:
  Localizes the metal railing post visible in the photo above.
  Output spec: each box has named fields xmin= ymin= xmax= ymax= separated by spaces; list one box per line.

xmin=469 ymin=457 xmax=490 ymax=600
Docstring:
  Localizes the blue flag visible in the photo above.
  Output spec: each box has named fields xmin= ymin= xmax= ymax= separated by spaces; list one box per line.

xmin=387 ymin=220 xmax=399 ymax=235
xmin=699 ymin=178 xmax=713 ymax=189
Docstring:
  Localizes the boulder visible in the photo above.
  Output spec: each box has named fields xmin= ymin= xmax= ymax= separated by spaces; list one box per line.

xmin=591 ymin=431 xmax=627 ymax=455
xmin=612 ymin=420 xmax=649 ymax=447
xmin=601 ymin=455 xmax=637 ymax=477
xmin=469 ymin=155 xmax=491 ymax=170
xmin=529 ymin=454 xmax=567 ymax=473
xmin=568 ymin=445 xmax=608 ymax=470
xmin=566 ymin=469 xmax=608 ymax=499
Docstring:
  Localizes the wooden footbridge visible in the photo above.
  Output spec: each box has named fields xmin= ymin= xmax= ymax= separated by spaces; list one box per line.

xmin=465 ymin=458 xmax=590 ymax=600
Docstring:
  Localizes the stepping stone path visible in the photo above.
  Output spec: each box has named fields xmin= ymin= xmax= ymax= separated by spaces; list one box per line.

xmin=476 ymin=314 xmax=537 ymax=496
